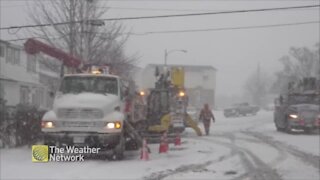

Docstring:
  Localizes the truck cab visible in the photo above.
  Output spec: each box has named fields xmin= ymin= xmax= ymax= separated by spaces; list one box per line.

xmin=41 ymin=72 xmax=127 ymax=159
xmin=274 ymin=92 xmax=320 ymax=133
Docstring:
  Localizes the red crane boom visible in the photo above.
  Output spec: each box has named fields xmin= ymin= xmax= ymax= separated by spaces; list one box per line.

xmin=24 ymin=39 xmax=82 ymax=68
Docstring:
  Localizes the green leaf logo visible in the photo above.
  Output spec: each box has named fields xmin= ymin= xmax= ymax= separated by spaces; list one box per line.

xmin=32 ymin=145 xmax=48 ymax=162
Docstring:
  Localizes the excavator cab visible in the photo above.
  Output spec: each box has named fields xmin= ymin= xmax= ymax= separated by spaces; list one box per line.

xmin=146 ymin=88 xmax=170 ymax=127
xmin=142 ymin=66 xmax=202 ymax=142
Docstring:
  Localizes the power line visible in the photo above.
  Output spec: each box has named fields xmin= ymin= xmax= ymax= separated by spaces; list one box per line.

xmin=0 ymin=4 xmax=319 ymax=30
xmin=0 ymin=0 xmax=316 ymax=1
xmin=4 ymin=20 xmax=319 ymax=41
xmin=2 ymin=4 xmax=318 ymax=12
xmin=0 ymin=0 xmax=318 ymax=1
xmin=102 ymin=6 xmax=319 ymax=12
xmin=129 ymin=20 xmax=320 ymax=35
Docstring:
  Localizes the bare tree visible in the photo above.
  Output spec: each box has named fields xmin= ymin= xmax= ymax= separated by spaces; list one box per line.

xmin=244 ymin=64 xmax=272 ymax=107
xmin=27 ymin=0 xmax=137 ymax=77
xmin=273 ymin=43 xmax=319 ymax=93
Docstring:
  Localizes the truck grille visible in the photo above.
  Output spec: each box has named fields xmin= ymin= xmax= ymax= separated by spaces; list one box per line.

xmin=57 ymin=108 xmax=103 ymax=119
xmin=300 ymin=111 xmax=317 ymax=122
xmin=60 ymin=121 xmax=106 ymax=127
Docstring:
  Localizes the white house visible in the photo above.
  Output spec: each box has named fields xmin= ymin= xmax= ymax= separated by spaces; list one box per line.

xmin=138 ymin=64 xmax=217 ymax=109
xmin=0 ymin=40 xmax=60 ymax=110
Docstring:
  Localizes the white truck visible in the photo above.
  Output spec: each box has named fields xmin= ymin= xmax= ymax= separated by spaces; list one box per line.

xmin=41 ymin=71 xmax=136 ymax=160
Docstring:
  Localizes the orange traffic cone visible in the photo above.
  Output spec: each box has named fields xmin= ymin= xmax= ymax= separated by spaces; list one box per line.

xmin=159 ymin=132 xmax=169 ymax=153
xmin=140 ymin=138 xmax=150 ymax=160
xmin=174 ymin=132 xmax=181 ymax=146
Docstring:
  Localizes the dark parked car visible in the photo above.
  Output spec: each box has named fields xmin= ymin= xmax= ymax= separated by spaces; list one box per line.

xmin=224 ymin=103 xmax=259 ymax=118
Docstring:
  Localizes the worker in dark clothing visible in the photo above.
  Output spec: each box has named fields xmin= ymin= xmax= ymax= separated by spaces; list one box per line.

xmin=199 ymin=104 xmax=215 ymax=136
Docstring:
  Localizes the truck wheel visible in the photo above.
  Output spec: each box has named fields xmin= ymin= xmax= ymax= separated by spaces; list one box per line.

xmin=275 ymin=125 xmax=284 ymax=132
xmin=125 ymin=139 xmax=139 ymax=151
xmin=111 ymin=134 xmax=125 ymax=160
xmin=43 ymin=137 xmax=55 ymax=146
xmin=285 ymin=121 xmax=292 ymax=134
xmin=304 ymin=128 xmax=313 ymax=134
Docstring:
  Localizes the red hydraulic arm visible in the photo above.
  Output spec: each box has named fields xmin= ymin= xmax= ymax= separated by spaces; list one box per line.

xmin=24 ymin=38 xmax=82 ymax=68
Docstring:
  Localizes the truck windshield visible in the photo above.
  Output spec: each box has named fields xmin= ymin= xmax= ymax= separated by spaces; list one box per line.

xmin=59 ymin=76 xmax=118 ymax=95
xmin=288 ymin=94 xmax=320 ymax=105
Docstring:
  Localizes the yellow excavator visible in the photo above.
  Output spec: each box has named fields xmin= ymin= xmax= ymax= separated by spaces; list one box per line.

xmin=141 ymin=66 xmax=202 ymax=141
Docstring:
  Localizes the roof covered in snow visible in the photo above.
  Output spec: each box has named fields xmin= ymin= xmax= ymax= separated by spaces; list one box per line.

xmin=146 ymin=64 xmax=217 ymax=72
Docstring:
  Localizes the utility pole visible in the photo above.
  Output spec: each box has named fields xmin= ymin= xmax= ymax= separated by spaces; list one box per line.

xmin=84 ymin=0 xmax=90 ymax=63
xmin=318 ymin=47 xmax=320 ymax=111
xmin=69 ymin=0 xmax=75 ymax=56
xmin=164 ymin=49 xmax=168 ymax=73
xmin=256 ymin=62 xmax=261 ymax=107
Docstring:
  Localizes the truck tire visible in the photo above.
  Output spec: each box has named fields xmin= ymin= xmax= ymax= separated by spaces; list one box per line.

xmin=43 ymin=136 xmax=57 ymax=147
xmin=285 ymin=120 xmax=292 ymax=134
xmin=304 ymin=128 xmax=313 ymax=134
xmin=125 ymin=139 xmax=139 ymax=151
xmin=110 ymin=134 xmax=125 ymax=160
xmin=275 ymin=125 xmax=284 ymax=132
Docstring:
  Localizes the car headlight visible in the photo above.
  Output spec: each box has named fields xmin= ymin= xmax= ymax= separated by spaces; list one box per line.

xmin=41 ymin=121 xmax=55 ymax=128
xmin=289 ymin=114 xmax=298 ymax=119
xmin=106 ymin=122 xmax=121 ymax=129
xmin=179 ymin=91 xmax=185 ymax=97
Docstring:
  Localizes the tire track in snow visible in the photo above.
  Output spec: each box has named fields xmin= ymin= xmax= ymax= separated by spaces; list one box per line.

xmin=143 ymin=137 xmax=235 ymax=180
xmin=144 ymin=130 xmax=285 ymax=180
xmin=242 ymin=131 xmax=320 ymax=169
xmin=201 ymin=136 xmax=282 ymax=180
xmin=215 ymin=132 xmax=289 ymax=167
xmin=146 ymin=134 xmax=282 ymax=180
xmin=143 ymin=159 xmax=221 ymax=180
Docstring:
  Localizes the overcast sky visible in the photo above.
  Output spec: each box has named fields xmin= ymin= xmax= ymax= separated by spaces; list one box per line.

xmin=0 ymin=0 xmax=319 ymax=97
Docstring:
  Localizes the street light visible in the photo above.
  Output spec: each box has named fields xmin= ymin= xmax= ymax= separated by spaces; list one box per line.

xmin=164 ymin=49 xmax=187 ymax=67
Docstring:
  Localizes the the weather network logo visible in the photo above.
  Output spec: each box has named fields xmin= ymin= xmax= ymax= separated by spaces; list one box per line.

xmin=32 ymin=145 xmax=49 ymax=162
xmin=32 ymin=145 xmax=101 ymax=162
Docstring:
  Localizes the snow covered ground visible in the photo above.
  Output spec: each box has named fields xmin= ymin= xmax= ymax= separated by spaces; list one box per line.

xmin=1 ymin=111 xmax=319 ymax=180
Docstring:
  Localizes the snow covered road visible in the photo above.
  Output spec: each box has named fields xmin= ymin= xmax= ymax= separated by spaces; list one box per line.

xmin=1 ymin=111 xmax=319 ymax=180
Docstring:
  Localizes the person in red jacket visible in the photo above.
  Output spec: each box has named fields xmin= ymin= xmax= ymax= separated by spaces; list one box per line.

xmin=199 ymin=104 xmax=215 ymax=136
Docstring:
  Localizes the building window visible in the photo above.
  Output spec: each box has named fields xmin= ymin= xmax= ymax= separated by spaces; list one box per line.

xmin=32 ymin=87 xmax=40 ymax=107
xmin=6 ymin=47 xmax=14 ymax=63
xmin=203 ymin=75 xmax=208 ymax=81
xmin=47 ymin=90 xmax=54 ymax=108
xmin=0 ymin=45 xmax=5 ymax=57
xmin=27 ymin=54 xmax=37 ymax=73
xmin=39 ymin=88 xmax=45 ymax=106
xmin=14 ymin=49 xmax=20 ymax=64
xmin=20 ymin=86 xmax=30 ymax=104
xmin=5 ymin=47 xmax=20 ymax=64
